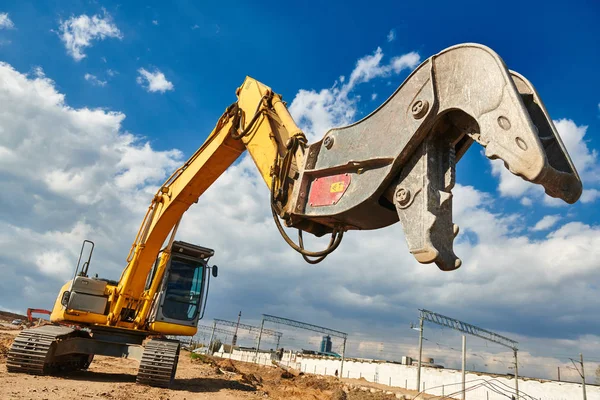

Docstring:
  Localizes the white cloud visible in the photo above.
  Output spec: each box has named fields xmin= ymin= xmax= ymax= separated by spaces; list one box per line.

xmin=520 ymin=197 xmax=533 ymax=206
xmin=152 ymin=20 xmax=158 ymax=25
xmin=289 ymin=47 xmax=420 ymax=140
xmin=0 ymin=12 xmax=14 ymax=29
xmin=532 ymin=215 xmax=561 ymax=231
xmin=581 ymin=189 xmax=600 ymax=204
xmin=0 ymin=61 xmax=181 ymax=289
xmin=387 ymin=29 xmax=396 ymax=42
xmin=346 ymin=47 xmax=387 ymax=89
xmin=58 ymin=11 xmax=122 ymax=61
xmin=390 ymin=52 xmax=420 ymax=73
xmin=371 ymin=93 xmax=377 ymax=101
xmin=191 ymin=24 xmax=200 ymax=30
xmin=84 ymin=73 xmax=107 ymax=86
xmin=106 ymin=69 xmax=117 ymax=77
xmin=136 ymin=67 xmax=174 ymax=93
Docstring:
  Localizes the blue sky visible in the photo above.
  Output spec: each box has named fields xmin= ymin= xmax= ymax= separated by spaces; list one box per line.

xmin=0 ymin=0 xmax=599 ymax=381
xmin=3 ymin=0 xmax=598 ymax=150
xmin=2 ymin=0 xmax=599 ymax=212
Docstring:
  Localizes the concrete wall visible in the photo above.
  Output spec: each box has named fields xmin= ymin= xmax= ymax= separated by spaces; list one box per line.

xmin=280 ymin=353 xmax=599 ymax=400
xmin=214 ymin=348 xmax=275 ymax=366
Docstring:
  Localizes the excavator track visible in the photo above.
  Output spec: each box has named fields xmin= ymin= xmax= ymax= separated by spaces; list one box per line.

xmin=136 ymin=339 xmax=180 ymax=388
xmin=7 ymin=325 xmax=91 ymax=375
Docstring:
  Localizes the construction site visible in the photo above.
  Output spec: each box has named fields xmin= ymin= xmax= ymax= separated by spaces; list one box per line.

xmin=1 ymin=2 xmax=599 ymax=399
xmin=2 ymin=309 xmax=598 ymax=399
xmin=0 ymin=43 xmax=594 ymax=399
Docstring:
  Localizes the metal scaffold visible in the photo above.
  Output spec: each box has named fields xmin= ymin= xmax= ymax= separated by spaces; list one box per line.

xmin=416 ymin=309 xmax=519 ymax=399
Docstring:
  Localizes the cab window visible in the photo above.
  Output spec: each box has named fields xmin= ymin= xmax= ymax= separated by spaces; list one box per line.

xmin=162 ymin=258 xmax=204 ymax=321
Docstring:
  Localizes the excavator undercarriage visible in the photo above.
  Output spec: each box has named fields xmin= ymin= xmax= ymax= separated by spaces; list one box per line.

xmin=7 ymin=325 xmax=180 ymax=387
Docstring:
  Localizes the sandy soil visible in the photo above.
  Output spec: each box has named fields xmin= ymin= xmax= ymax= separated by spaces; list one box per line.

xmin=0 ymin=325 xmax=436 ymax=400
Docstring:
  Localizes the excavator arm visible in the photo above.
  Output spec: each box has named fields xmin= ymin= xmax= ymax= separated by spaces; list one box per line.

xmin=107 ymin=43 xmax=581 ymax=327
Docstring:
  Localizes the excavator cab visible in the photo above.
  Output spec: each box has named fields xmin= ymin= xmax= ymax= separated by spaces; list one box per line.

xmin=148 ymin=241 xmax=215 ymax=329
xmin=57 ymin=239 xmax=217 ymax=333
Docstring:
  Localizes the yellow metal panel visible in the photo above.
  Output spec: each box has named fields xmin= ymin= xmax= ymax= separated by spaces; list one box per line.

xmin=237 ymin=77 xmax=281 ymax=187
xmin=149 ymin=321 xmax=197 ymax=336
xmin=50 ymin=281 xmax=109 ymax=325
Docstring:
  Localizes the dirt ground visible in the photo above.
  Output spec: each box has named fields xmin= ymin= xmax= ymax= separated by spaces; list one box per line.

xmin=0 ymin=318 xmax=436 ymax=400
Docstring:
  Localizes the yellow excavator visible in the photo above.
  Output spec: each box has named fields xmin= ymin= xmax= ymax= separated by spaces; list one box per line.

xmin=7 ymin=44 xmax=582 ymax=387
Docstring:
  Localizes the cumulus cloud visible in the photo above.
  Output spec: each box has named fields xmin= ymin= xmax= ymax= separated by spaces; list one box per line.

xmin=0 ymin=12 xmax=14 ymax=29
xmin=581 ymin=189 xmax=600 ymax=203
xmin=532 ymin=215 xmax=561 ymax=231
xmin=58 ymin=11 xmax=122 ymax=61
xmin=387 ymin=29 xmax=396 ymax=42
xmin=520 ymin=197 xmax=533 ymax=206
xmin=136 ymin=67 xmax=174 ymax=93
xmin=345 ymin=48 xmax=419 ymax=91
xmin=0 ymin=61 xmax=181 ymax=299
xmin=391 ymin=52 xmax=420 ymax=73
xmin=84 ymin=73 xmax=107 ymax=86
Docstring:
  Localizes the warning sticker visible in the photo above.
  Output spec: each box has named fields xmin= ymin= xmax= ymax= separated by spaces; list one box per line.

xmin=308 ymin=174 xmax=351 ymax=207
xmin=330 ymin=182 xmax=345 ymax=193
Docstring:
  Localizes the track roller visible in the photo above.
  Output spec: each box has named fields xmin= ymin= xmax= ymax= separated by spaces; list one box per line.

xmin=7 ymin=325 xmax=91 ymax=375
xmin=136 ymin=339 xmax=180 ymax=388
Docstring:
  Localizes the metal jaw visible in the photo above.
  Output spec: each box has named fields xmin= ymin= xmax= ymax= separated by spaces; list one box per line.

xmin=290 ymin=43 xmax=582 ymax=271
xmin=389 ymin=45 xmax=583 ymax=271
xmin=393 ymin=137 xmax=460 ymax=271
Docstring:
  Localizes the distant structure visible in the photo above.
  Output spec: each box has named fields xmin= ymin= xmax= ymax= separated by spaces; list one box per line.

xmin=320 ymin=335 xmax=332 ymax=353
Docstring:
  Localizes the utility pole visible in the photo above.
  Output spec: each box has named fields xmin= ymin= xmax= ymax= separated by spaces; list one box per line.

xmin=557 ymin=366 xmax=560 ymax=381
xmin=581 ymin=353 xmax=587 ymax=400
xmin=208 ymin=320 xmax=217 ymax=355
xmin=254 ymin=317 xmax=265 ymax=363
xmin=569 ymin=353 xmax=587 ymax=400
xmin=416 ymin=317 xmax=424 ymax=392
xmin=231 ymin=311 xmax=241 ymax=348
xmin=462 ymin=335 xmax=466 ymax=400
xmin=514 ymin=349 xmax=519 ymax=399
xmin=340 ymin=337 xmax=347 ymax=380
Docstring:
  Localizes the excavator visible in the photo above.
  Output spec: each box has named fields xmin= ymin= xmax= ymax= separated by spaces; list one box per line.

xmin=7 ymin=44 xmax=582 ymax=387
